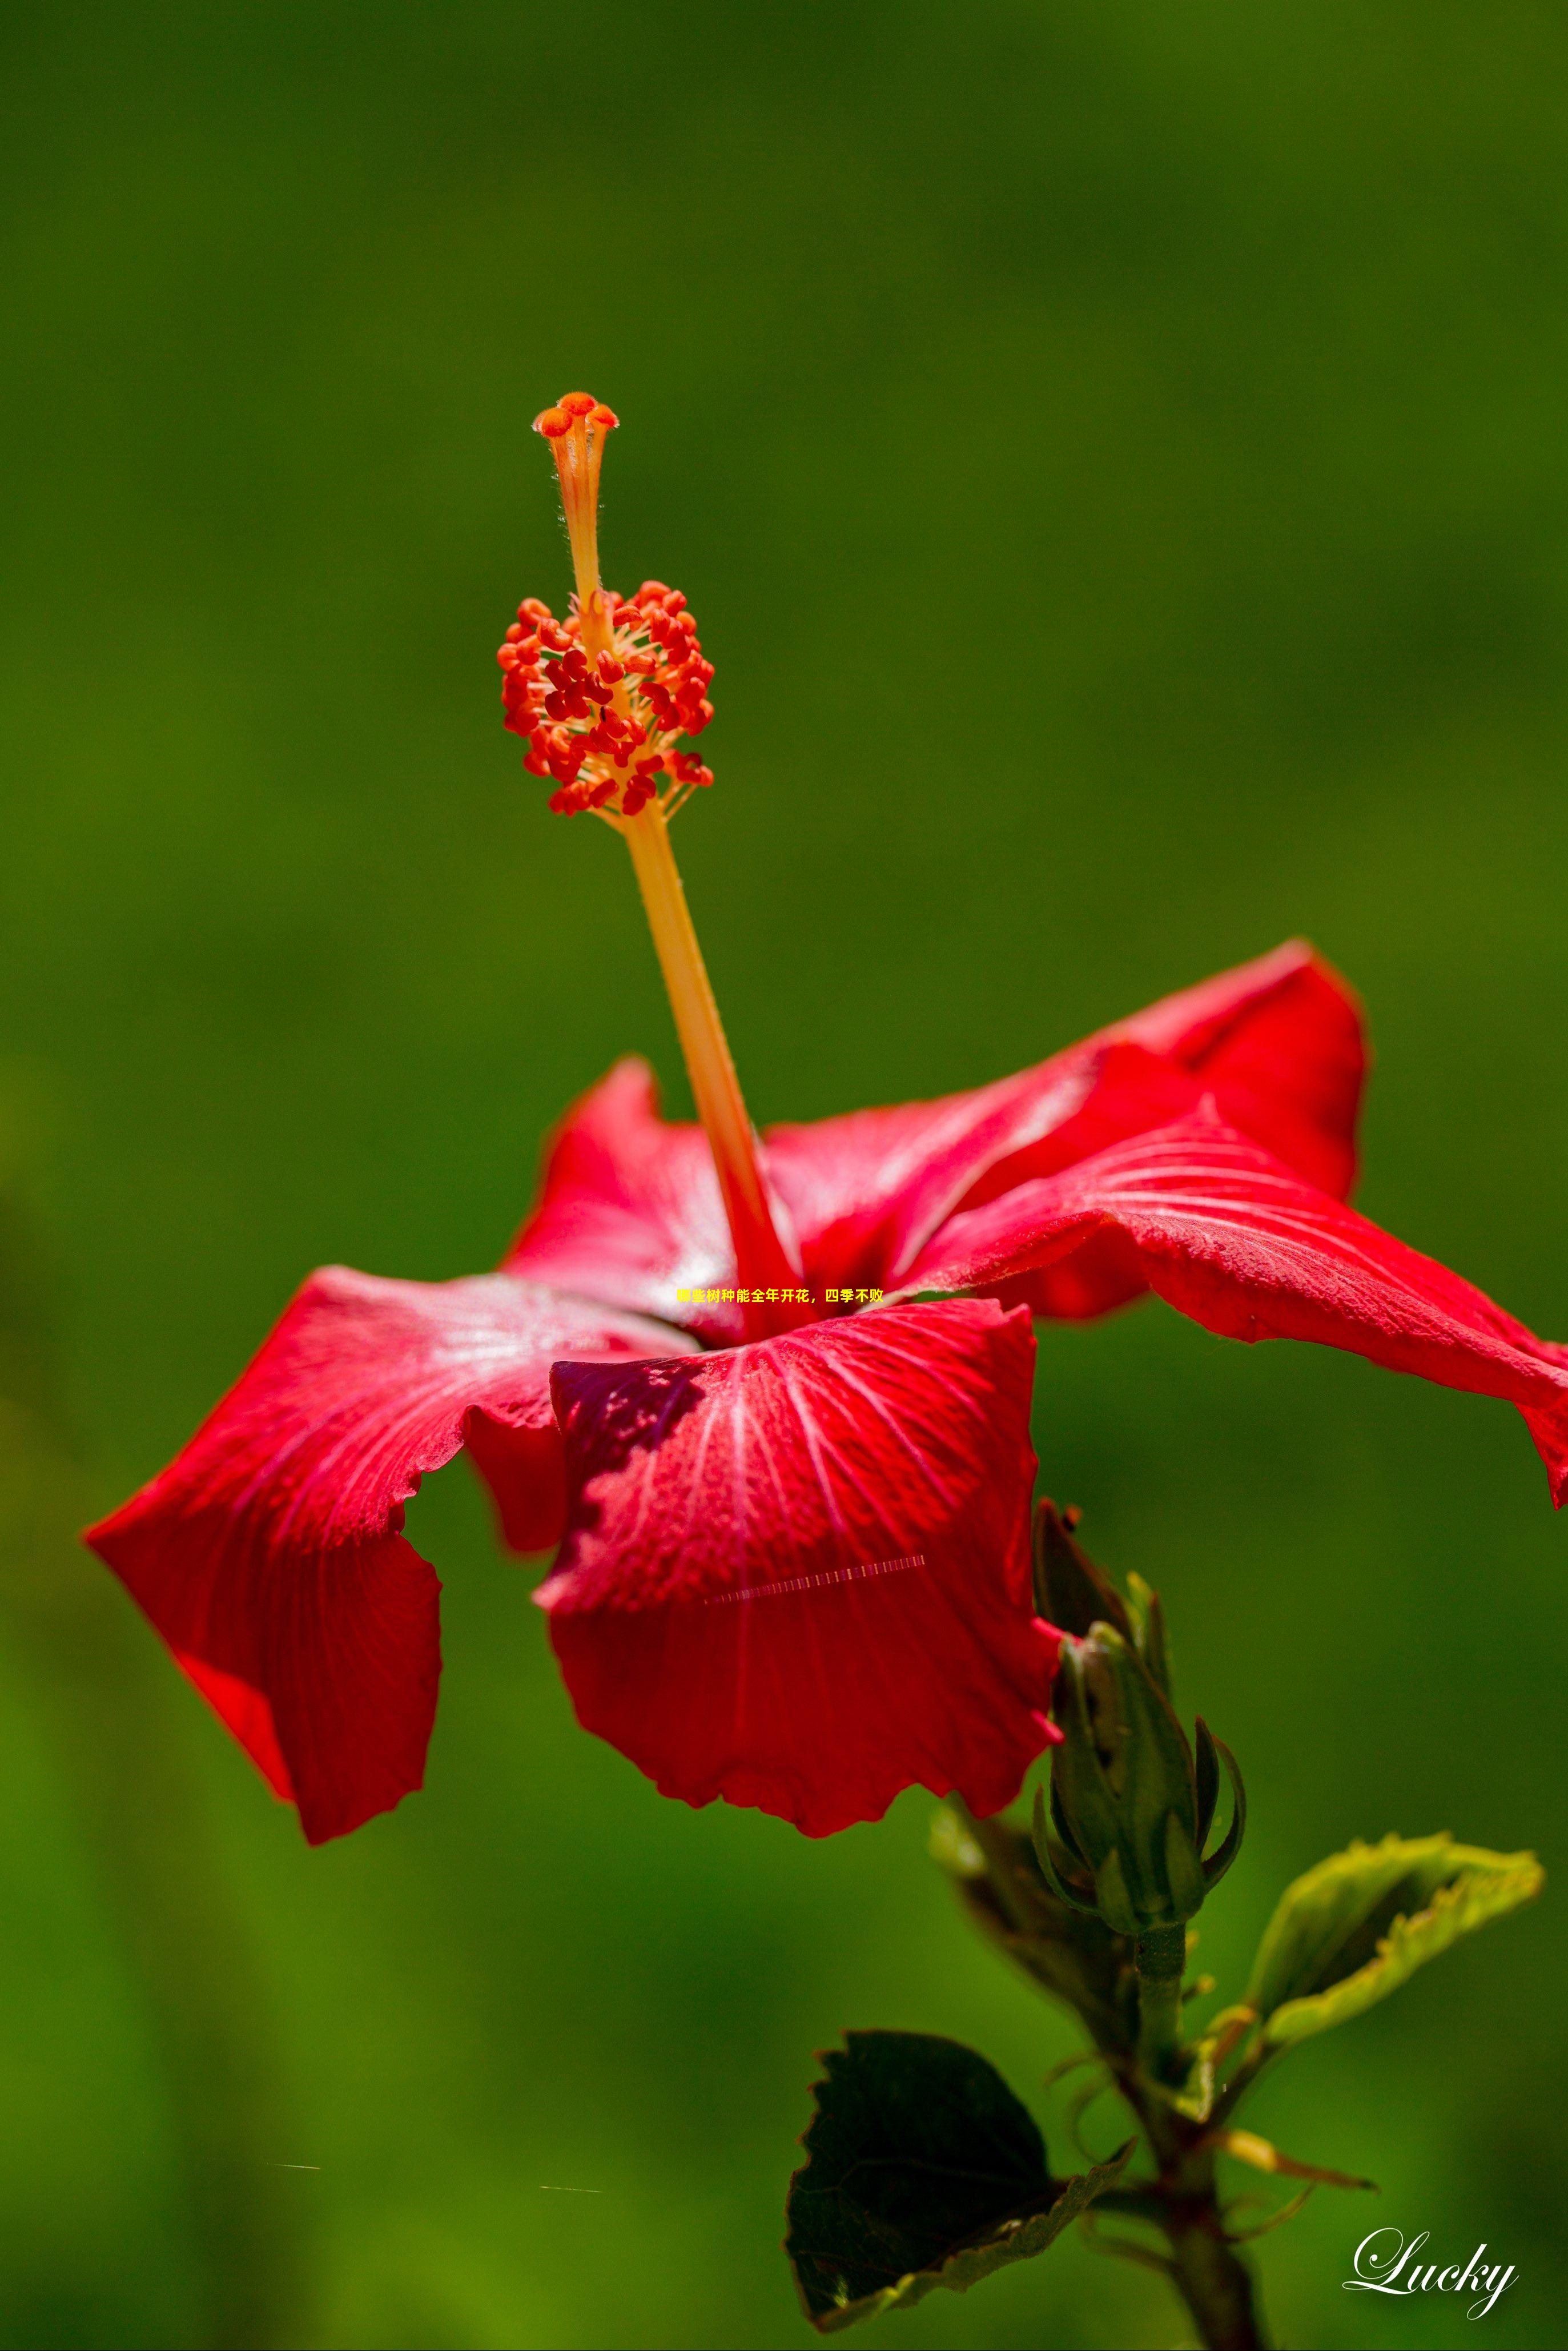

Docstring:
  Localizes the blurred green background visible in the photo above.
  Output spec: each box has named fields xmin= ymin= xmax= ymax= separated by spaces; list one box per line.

xmin=2 ymin=4 xmax=1566 ymax=2345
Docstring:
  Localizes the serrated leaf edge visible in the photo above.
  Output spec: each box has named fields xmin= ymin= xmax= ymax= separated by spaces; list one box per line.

xmin=797 ymin=2142 xmax=1135 ymax=2333
xmin=1262 ymin=1851 xmax=1543 ymax=2046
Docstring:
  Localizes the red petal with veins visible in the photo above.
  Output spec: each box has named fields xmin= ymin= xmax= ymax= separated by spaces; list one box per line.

xmin=538 ymin=1300 xmax=1059 ymax=1834
xmin=501 ymin=948 xmax=1361 ymax=1329
xmin=85 ymin=1268 xmax=694 ymax=1842
xmin=761 ymin=945 xmax=1363 ymax=1297
xmin=902 ymin=1113 xmax=1568 ymax=1504
xmin=1107 ymin=942 xmax=1365 ymax=1201
xmin=504 ymin=1058 xmax=777 ymax=1344
xmin=763 ymin=941 xmax=1365 ymax=1292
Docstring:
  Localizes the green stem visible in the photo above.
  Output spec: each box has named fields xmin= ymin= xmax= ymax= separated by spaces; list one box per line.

xmin=955 ymin=1819 xmax=1267 ymax=2348
xmin=1117 ymin=2077 xmax=1268 ymax=2350
xmin=1161 ymin=2181 xmax=1269 ymax=2351
xmin=1133 ymin=1925 xmax=1187 ymax=2081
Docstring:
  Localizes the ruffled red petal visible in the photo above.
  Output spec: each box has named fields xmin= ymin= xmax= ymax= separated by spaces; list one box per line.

xmin=85 ymin=1268 xmax=693 ymax=1842
xmin=504 ymin=1058 xmax=786 ymax=1343
xmin=762 ymin=941 xmax=1365 ymax=1292
xmin=902 ymin=1112 xmax=1568 ymax=1503
xmin=537 ymin=1300 xmax=1059 ymax=1834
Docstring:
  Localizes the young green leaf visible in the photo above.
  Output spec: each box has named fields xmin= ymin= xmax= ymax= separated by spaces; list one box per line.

xmin=785 ymin=2030 xmax=1131 ymax=2332
xmin=1245 ymin=1833 xmax=1542 ymax=2047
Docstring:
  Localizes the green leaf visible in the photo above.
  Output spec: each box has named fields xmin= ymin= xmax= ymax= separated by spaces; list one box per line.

xmin=785 ymin=2030 xmax=1131 ymax=2332
xmin=1246 ymin=1833 xmax=1543 ymax=2047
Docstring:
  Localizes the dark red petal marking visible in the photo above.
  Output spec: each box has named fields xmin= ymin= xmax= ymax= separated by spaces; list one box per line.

xmin=761 ymin=941 xmax=1366 ymax=1295
xmin=537 ymin=1300 xmax=1059 ymax=1834
xmin=901 ymin=1112 xmax=1568 ymax=1505
xmin=85 ymin=1268 xmax=694 ymax=1842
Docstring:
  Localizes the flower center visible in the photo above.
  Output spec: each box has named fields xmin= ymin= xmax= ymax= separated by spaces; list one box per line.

xmin=505 ymin=393 xmax=805 ymax=1334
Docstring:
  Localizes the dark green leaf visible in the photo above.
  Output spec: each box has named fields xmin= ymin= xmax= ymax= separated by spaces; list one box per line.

xmin=786 ymin=2030 xmax=1131 ymax=2331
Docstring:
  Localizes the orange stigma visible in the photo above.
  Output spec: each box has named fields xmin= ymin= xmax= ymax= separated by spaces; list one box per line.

xmin=501 ymin=393 xmax=713 ymax=822
xmin=501 ymin=394 xmax=802 ymax=1328
xmin=531 ymin=393 xmax=619 ymax=639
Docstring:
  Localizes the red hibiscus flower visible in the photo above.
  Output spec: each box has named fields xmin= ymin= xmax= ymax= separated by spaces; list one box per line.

xmin=86 ymin=398 xmax=1568 ymax=1850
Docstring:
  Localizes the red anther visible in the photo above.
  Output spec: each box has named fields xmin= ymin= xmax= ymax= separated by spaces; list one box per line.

xmin=589 ymin=403 xmax=618 ymax=429
xmin=558 ymin=392 xmax=598 ymax=419
xmin=534 ymin=407 xmax=571 ymax=439
xmin=504 ymin=555 xmax=713 ymax=817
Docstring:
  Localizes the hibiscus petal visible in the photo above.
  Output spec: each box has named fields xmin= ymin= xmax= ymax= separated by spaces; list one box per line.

xmin=901 ymin=1113 xmax=1568 ymax=1504
xmin=85 ymin=1268 xmax=693 ymax=1842
xmin=762 ymin=942 xmax=1365 ymax=1291
xmin=504 ymin=1057 xmax=775 ymax=1344
xmin=537 ymin=1300 xmax=1060 ymax=1834
xmin=1111 ymin=940 xmax=1366 ymax=1201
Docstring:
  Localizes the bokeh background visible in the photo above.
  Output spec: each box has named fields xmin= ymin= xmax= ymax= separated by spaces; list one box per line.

xmin=2 ymin=5 xmax=1566 ymax=2345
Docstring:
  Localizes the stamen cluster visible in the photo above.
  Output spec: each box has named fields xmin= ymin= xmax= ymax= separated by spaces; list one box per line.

xmin=497 ymin=582 xmax=715 ymax=819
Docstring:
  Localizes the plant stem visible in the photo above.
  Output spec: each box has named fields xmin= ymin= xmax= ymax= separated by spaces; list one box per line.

xmin=960 ymin=1823 xmax=1266 ymax=2350
xmin=1159 ymin=2167 xmax=1269 ymax=2351
xmin=1120 ymin=2077 xmax=1268 ymax=2350
xmin=1133 ymin=1924 xmax=1187 ymax=2080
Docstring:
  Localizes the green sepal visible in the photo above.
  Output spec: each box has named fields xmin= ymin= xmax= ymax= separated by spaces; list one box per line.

xmin=1124 ymin=1570 xmax=1171 ymax=1698
xmin=1051 ymin=1625 xmax=1203 ymax=1931
xmin=786 ymin=2030 xmax=1132 ymax=2332
xmin=1092 ymin=1844 xmax=1137 ymax=1937
xmin=1029 ymin=1787 xmax=1101 ymax=1916
xmin=1049 ymin=1776 xmax=1089 ymax=1871
xmin=1193 ymin=1715 xmax=1220 ymax=1851
xmin=1163 ymin=1806 xmax=1205 ymax=1918
xmin=1200 ymin=1737 xmax=1247 ymax=1892
xmin=1246 ymin=1833 xmax=1543 ymax=2047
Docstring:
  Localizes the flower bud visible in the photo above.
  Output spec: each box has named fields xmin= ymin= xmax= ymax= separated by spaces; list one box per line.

xmin=1030 ymin=1520 xmax=1245 ymax=1942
